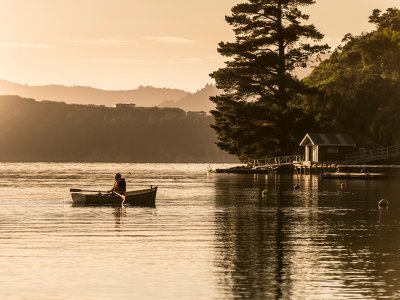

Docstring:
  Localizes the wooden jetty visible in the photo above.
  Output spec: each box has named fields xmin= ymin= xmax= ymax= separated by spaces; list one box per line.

xmin=212 ymin=156 xmax=400 ymax=177
xmin=212 ymin=139 xmax=400 ymax=177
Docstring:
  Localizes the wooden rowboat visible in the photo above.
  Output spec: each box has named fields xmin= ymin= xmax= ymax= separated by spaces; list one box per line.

xmin=71 ymin=186 xmax=157 ymax=207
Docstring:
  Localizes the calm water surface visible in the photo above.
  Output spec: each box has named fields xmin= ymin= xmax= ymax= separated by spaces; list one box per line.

xmin=0 ymin=163 xmax=399 ymax=299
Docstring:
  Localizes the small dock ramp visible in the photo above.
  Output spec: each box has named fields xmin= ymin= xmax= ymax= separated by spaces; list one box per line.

xmin=252 ymin=155 xmax=304 ymax=169
xmin=213 ymin=155 xmax=304 ymax=174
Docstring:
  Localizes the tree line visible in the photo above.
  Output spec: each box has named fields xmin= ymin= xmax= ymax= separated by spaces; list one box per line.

xmin=0 ymin=96 xmax=236 ymax=162
xmin=210 ymin=1 xmax=400 ymax=161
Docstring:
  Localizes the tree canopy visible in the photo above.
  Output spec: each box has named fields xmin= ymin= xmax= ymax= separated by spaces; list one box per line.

xmin=210 ymin=0 xmax=329 ymax=161
xmin=304 ymin=8 xmax=400 ymax=146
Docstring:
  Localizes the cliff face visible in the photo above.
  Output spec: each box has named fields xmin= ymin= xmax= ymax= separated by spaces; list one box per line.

xmin=0 ymin=95 xmax=237 ymax=163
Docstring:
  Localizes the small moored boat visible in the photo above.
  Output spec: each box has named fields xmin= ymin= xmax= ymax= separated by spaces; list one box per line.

xmin=71 ymin=186 xmax=157 ymax=207
xmin=321 ymin=172 xmax=386 ymax=179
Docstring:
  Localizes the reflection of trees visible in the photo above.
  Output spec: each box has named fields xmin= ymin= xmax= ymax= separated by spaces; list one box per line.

xmin=213 ymin=174 xmax=400 ymax=299
xmin=213 ymin=173 xmax=290 ymax=298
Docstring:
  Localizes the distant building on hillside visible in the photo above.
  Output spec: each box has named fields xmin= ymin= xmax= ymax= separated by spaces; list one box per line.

xmin=299 ymin=133 xmax=356 ymax=162
xmin=115 ymin=103 xmax=136 ymax=109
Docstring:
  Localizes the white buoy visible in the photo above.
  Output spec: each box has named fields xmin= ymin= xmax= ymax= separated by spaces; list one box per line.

xmin=378 ymin=199 xmax=388 ymax=207
xmin=262 ymin=189 xmax=268 ymax=196
xmin=340 ymin=182 xmax=346 ymax=189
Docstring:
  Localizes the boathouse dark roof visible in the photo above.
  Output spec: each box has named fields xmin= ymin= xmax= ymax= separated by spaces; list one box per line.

xmin=299 ymin=133 xmax=356 ymax=147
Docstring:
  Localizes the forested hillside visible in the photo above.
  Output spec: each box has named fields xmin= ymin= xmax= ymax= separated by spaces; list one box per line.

xmin=0 ymin=96 xmax=236 ymax=162
xmin=304 ymin=8 xmax=400 ymax=147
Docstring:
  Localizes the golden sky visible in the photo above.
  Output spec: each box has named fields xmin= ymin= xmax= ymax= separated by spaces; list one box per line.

xmin=0 ymin=0 xmax=398 ymax=92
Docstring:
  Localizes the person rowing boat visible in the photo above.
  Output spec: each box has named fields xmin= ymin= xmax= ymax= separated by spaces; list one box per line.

xmin=108 ymin=173 xmax=126 ymax=196
xmin=69 ymin=173 xmax=157 ymax=207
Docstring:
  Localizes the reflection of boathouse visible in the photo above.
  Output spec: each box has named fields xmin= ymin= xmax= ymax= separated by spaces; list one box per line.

xmin=299 ymin=133 xmax=356 ymax=163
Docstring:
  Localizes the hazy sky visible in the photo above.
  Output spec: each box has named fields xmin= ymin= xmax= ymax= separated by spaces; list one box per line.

xmin=0 ymin=0 xmax=398 ymax=92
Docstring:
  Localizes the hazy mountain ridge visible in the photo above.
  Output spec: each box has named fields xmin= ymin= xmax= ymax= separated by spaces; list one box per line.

xmin=0 ymin=79 xmax=189 ymax=107
xmin=0 ymin=79 xmax=218 ymax=112
xmin=159 ymin=83 xmax=219 ymax=112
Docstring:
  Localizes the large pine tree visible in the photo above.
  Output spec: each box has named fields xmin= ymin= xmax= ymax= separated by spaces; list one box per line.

xmin=210 ymin=0 xmax=328 ymax=161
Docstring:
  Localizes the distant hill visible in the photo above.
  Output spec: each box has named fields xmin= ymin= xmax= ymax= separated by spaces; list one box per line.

xmin=0 ymin=79 xmax=220 ymax=112
xmin=0 ymin=79 xmax=189 ymax=107
xmin=0 ymin=95 xmax=237 ymax=163
xmin=159 ymin=83 xmax=219 ymax=112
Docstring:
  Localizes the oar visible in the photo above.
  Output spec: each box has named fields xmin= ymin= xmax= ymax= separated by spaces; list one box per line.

xmin=69 ymin=188 xmax=107 ymax=193
xmin=113 ymin=191 xmax=126 ymax=206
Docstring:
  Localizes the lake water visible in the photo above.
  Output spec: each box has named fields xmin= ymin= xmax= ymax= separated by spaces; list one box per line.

xmin=0 ymin=163 xmax=399 ymax=299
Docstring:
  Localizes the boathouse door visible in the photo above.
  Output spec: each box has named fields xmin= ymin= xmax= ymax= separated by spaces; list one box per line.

xmin=312 ymin=146 xmax=318 ymax=162
xmin=305 ymin=145 xmax=312 ymax=162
